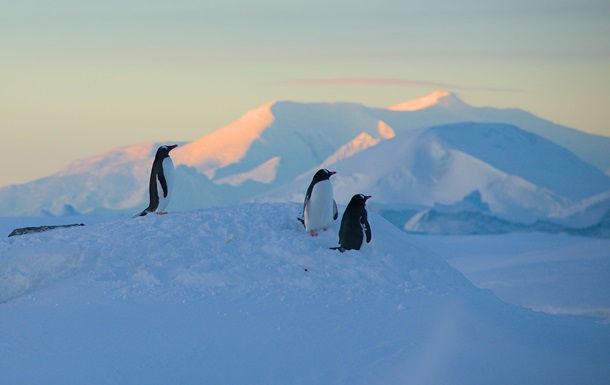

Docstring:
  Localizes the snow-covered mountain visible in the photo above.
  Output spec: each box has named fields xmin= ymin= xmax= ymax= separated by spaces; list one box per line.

xmin=1 ymin=91 xmax=609 ymax=220
xmin=0 ymin=101 xmax=396 ymax=216
xmin=264 ymin=122 xmax=610 ymax=219
xmin=1 ymin=203 xmax=608 ymax=384
xmin=379 ymin=91 xmax=610 ymax=173
xmin=172 ymin=100 xmax=396 ymax=185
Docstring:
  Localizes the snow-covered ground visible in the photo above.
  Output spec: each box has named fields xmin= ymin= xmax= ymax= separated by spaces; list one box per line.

xmin=1 ymin=204 xmax=609 ymax=385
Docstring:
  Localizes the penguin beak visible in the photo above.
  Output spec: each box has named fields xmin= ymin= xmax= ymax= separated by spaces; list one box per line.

xmin=168 ymin=144 xmax=178 ymax=151
xmin=365 ymin=195 xmax=372 ymax=201
xmin=329 ymin=171 xmax=336 ymax=176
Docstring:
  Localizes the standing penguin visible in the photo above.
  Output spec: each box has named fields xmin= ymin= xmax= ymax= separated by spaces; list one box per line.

xmin=134 ymin=144 xmax=178 ymax=217
xmin=300 ymin=169 xmax=338 ymax=236
xmin=332 ymin=194 xmax=372 ymax=252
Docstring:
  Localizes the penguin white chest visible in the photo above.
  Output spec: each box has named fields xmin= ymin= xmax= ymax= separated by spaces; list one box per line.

xmin=304 ymin=180 xmax=334 ymax=232
xmin=156 ymin=157 xmax=175 ymax=212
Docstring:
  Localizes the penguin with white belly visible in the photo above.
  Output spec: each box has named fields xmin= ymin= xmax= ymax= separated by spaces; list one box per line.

xmin=134 ymin=144 xmax=178 ymax=217
xmin=300 ymin=169 xmax=338 ymax=236
xmin=332 ymin=194 xmax=372 ymax=252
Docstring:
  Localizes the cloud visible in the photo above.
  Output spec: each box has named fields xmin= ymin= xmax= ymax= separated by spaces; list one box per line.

xmin=277 ymin=78 xmax=457 ymax=88
xmin=276 ymin=78 xmax=523 ymax=93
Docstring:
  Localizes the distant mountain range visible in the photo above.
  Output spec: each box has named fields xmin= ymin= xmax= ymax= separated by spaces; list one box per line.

xmin=1 ymin=91 xmax=609 ymax=234
xmin=263 ymin=122 xmax=610 ymax=219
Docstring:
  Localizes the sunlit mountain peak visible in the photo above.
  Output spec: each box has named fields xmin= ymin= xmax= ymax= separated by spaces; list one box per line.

xmin=172 ymin=102 xmax=276 ymax=176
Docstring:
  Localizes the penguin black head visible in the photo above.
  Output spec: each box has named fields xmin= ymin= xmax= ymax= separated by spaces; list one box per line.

xmin=350 ymin=194 xmax=372 ymax=206
xmin=155 ymin=144 xmax=178 ymax=159
xmin=312 ymin=169 xmax=336 ymax=183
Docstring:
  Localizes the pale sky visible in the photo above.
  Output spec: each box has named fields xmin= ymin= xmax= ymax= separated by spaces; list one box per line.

xmin=1 ymin=0 xmax=609 ymax=187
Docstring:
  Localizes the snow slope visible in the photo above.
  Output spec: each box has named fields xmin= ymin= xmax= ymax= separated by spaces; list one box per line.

xmin=432 ymin=123 xmax=610 ymax=201
xmin=1 ymin=203 xmax=609 ymax=385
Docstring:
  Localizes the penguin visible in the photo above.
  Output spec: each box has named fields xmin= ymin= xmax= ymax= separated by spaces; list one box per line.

xmin=332 ymin=194 xmax=372 ymax=252
xmin=134 ymin=144 xmax=178 ymax=217
xmin=300 ymin=169 xmax=338 ymax=236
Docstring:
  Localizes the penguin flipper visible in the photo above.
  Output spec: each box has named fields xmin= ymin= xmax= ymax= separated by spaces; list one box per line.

xmin=333 ymin=200 xmax=338 ymax=220
xmin=364 ymin=222 xmax=372 ymax=243
xmin=361 ymin=213 xmax=372 ymax=243
xmin=297 ymin=212 xmax=305 ymax=227
xmin=158 ymin=172 xmax=169 ymax=198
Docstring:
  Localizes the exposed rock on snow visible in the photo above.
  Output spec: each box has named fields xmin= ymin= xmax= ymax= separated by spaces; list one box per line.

xmin=8 ymin=223 xmax=85 ymax=238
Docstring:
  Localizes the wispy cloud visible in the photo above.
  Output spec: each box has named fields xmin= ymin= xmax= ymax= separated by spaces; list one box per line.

xmin=277 ymin=78 xmax=459 ymax=88
xmin=276 ymin=78 xmax=523 ymax=93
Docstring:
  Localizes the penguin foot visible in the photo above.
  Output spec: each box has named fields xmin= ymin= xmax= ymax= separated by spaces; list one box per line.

xmin=156 ymin=212 xmax=169 ymax=215
xmin=308 ymin=231 xmax=319 ymax=237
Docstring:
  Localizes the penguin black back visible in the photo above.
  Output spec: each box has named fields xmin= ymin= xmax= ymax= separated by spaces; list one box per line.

xmin=334 ymin=194 xmax=372 ymax=251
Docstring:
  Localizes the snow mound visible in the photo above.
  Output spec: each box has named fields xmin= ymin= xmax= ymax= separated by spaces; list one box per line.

xmin=1 ymin=203 xmax=609 ymax=385
xmin=0 ymin=203 xmax=470 ymax=304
